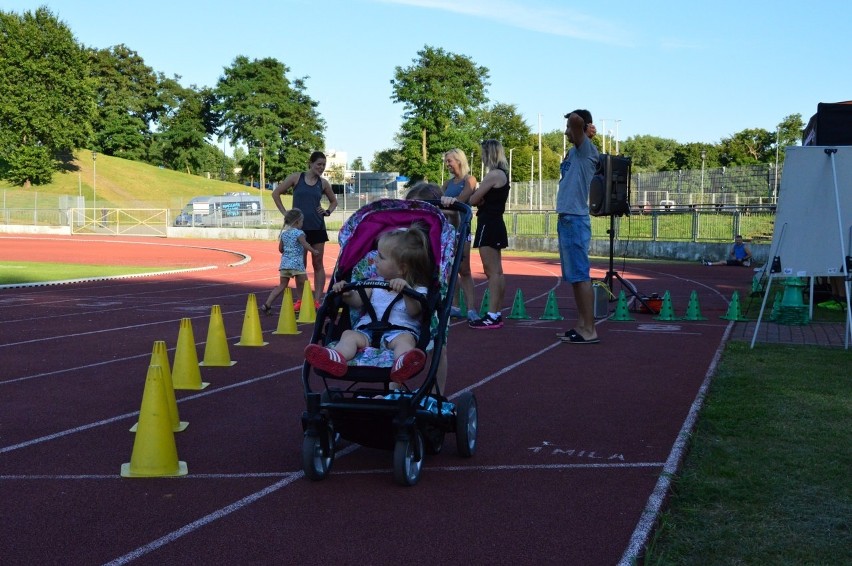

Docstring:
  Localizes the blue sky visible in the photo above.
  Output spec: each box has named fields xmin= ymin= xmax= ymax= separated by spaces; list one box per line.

xmin=6 ymin=0 xmax=852 ymax=163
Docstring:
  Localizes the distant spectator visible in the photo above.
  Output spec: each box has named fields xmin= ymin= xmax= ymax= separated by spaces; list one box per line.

xmin=705 ymin=235 xmax=752 ymax=266
xmin=465 ymin=139 xmax=511 ymax=330
xmin=441 ymin=148 xmax=478 ymax=321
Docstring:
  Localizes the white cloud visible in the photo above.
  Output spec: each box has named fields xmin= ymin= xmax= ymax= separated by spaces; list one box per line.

xmin=371 ymin=0 xmax=633 ymax=46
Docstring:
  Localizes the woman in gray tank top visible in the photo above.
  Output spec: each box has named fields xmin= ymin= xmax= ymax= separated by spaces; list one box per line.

xmin=271 ymin=151 xmax=339 ymax=305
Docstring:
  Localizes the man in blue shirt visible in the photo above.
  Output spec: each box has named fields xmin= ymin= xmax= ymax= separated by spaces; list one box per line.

xmin=556 ymin=109 xmax=601 ymax=344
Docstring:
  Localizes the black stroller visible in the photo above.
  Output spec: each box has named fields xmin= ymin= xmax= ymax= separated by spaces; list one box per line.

xmin=301 ymin=198 xmax=477 ymax=486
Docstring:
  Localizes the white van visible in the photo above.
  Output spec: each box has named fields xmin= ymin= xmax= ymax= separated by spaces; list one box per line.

xmin=175 ymin=193 xmax=262 ymax=227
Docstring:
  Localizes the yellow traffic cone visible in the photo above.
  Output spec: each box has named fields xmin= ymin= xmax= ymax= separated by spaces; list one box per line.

xmin=172 ymin=318 xmax=209 ymax=390
xmin=236 ymin=293 xmax=269 ymax=346
xmin=274 ymin=288 xmax=300 ymax=335
xmin=296 ymin=280 xmax=316 ymax=324
xmin=200 ymin=305 xmax=236 ymax=366
xmin=120 ymin=365 xmax=188 ymax=478
xmin=132 ymin=341 xmax=188 ymax=432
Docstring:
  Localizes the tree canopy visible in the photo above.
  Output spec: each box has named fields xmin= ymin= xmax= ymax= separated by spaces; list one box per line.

xmin=390 ymin=45 xmax=489 ymax=181
xmin=0 ymin=9 xmax=806 ymax=191
xmin=215 ymin=56 xmax=325 ymax=184
xmin=0 ymin=7 xmax=95 ymax=187
xmin=87 ymin=44 xmax=162 ymax=161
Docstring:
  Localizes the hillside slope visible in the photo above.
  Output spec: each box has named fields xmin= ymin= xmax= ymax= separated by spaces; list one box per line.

xmin=0 ymin=150 xmax=273 ymax=210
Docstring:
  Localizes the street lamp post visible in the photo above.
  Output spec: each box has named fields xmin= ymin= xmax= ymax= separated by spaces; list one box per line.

xmin=537 ymin=113 xmax=542 ymax=210
xmin=258 ymin=147 xmax=264 ymax=211
xmin=599 ymin=118 xmax=621 ymax=154
xmin=92 ymin=150 xmax=97 ymax=211
xmin=700 ymin=149 xmax=707 ymax=204
xmin=529 ymin=153 xmax=534 ymax=209
xmin=614 ymin=119 xmax=621 ymax=154
xmin=774 ymin=126 xmax=780 ymax=203
xmin=508 ymin=148 xmax=515 ymax=209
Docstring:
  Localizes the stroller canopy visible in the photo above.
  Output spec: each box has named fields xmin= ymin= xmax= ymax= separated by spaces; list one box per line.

xmin=336 ymin=199 xmax=456 ymax=285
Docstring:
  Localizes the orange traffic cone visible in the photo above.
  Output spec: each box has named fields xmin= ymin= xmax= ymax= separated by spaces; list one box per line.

xmin=274 ymin=288 xmax=300 ymax=335
xmin=172 ymin=318 xmax=209 ymax=390
xmin=120 ymin=365 xmax=188 ymax=477
xmin=236 ymin=293 xmax=268 ymax=346
xmin=200 ymin=305 xmax=236 ymax=366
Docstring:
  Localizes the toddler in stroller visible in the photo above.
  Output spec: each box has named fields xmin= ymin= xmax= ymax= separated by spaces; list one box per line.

xmin=300 ymin=198 xmax=478 ymax=486
xmin=304 ymin=225 xmax=431 ymax=383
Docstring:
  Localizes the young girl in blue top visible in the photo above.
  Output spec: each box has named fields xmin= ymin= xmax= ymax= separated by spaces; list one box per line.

xmin=261 ymin=208 xmax=319 ymax=315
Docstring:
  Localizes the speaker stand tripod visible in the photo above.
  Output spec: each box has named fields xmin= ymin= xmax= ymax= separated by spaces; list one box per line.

xmin=601 ymin=214 xmax=652 ymax=312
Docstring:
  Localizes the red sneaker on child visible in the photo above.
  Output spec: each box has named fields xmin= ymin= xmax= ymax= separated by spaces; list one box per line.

xmin=304 ymin=344 xmax=348 ymax=377
xmin=389 ymin=349 xmax=426 ymax=383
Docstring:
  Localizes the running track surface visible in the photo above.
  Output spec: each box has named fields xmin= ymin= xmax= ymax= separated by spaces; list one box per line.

xmin=0 ymin=234 xmax=752 ymax=565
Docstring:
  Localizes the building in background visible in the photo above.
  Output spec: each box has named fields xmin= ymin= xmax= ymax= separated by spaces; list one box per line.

xmin=323 ymin=149 xmax=348 ymax=183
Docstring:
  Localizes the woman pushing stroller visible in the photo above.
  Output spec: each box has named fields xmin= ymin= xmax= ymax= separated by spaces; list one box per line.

xmin=304 ymin=225 xmax=432 ymax=383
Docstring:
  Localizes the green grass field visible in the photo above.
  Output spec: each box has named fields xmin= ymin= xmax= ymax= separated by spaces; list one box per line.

xmin=644 ymin=342 xmax=851 ymax=565
xmin=0 ymin=261 xmax=172 ymax=285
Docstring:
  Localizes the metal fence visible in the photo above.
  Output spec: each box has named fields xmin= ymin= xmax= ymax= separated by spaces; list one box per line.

xmin=505 ymin=163 xmax=782 ymax=211
xmin=68 ymin=209 xmax=170 ymax=236
xmin=0 ymin=204 xmax=775 ymax=243
xmin=1 ymin=163 xmax=781 ymax=242
xmin=506 ymin=207 xmax=775 ymax=243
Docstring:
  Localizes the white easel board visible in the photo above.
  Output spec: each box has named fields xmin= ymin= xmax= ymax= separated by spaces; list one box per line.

xmin=766 ymin=146 xmax=852 ymax=277
xmin=753 ymin=145 xmax=852 ymax=349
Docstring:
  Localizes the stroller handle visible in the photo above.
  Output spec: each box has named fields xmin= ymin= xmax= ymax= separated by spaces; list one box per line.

xmin=332 ymin=280 xmax=427 ymax=303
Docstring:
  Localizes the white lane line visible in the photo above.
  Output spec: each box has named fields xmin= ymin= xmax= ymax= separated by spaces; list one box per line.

xmin=0 ymin=312 xmax=264 ymax=351
xmin=617 ymin=320 xmax=734 ymax=565
xmin=102 ymin=474 xmax=303 ymax=566
xmin=0 ymin=461 xmax=666 ymax=482
xmin=0 ymin=367 xmax=302 ymax=453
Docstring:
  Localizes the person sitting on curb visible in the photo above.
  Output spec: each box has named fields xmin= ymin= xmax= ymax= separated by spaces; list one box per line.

xmin=705 ymin=235 xmax=752 ymax=266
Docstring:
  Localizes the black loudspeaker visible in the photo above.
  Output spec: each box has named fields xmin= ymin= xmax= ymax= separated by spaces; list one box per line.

xmin=589 ymin=154 xmax=631 ymax=216
xmin=802 ymin=102 xmax=852 ymax=146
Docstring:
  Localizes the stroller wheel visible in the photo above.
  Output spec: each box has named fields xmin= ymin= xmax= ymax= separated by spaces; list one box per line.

xmin=393 ymin=428 xmax=424 ymax=486
xmin=455 ymin=392 xmax=478 ymax=458
xmin=302 ymin=426 xmax=335 ymax=481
